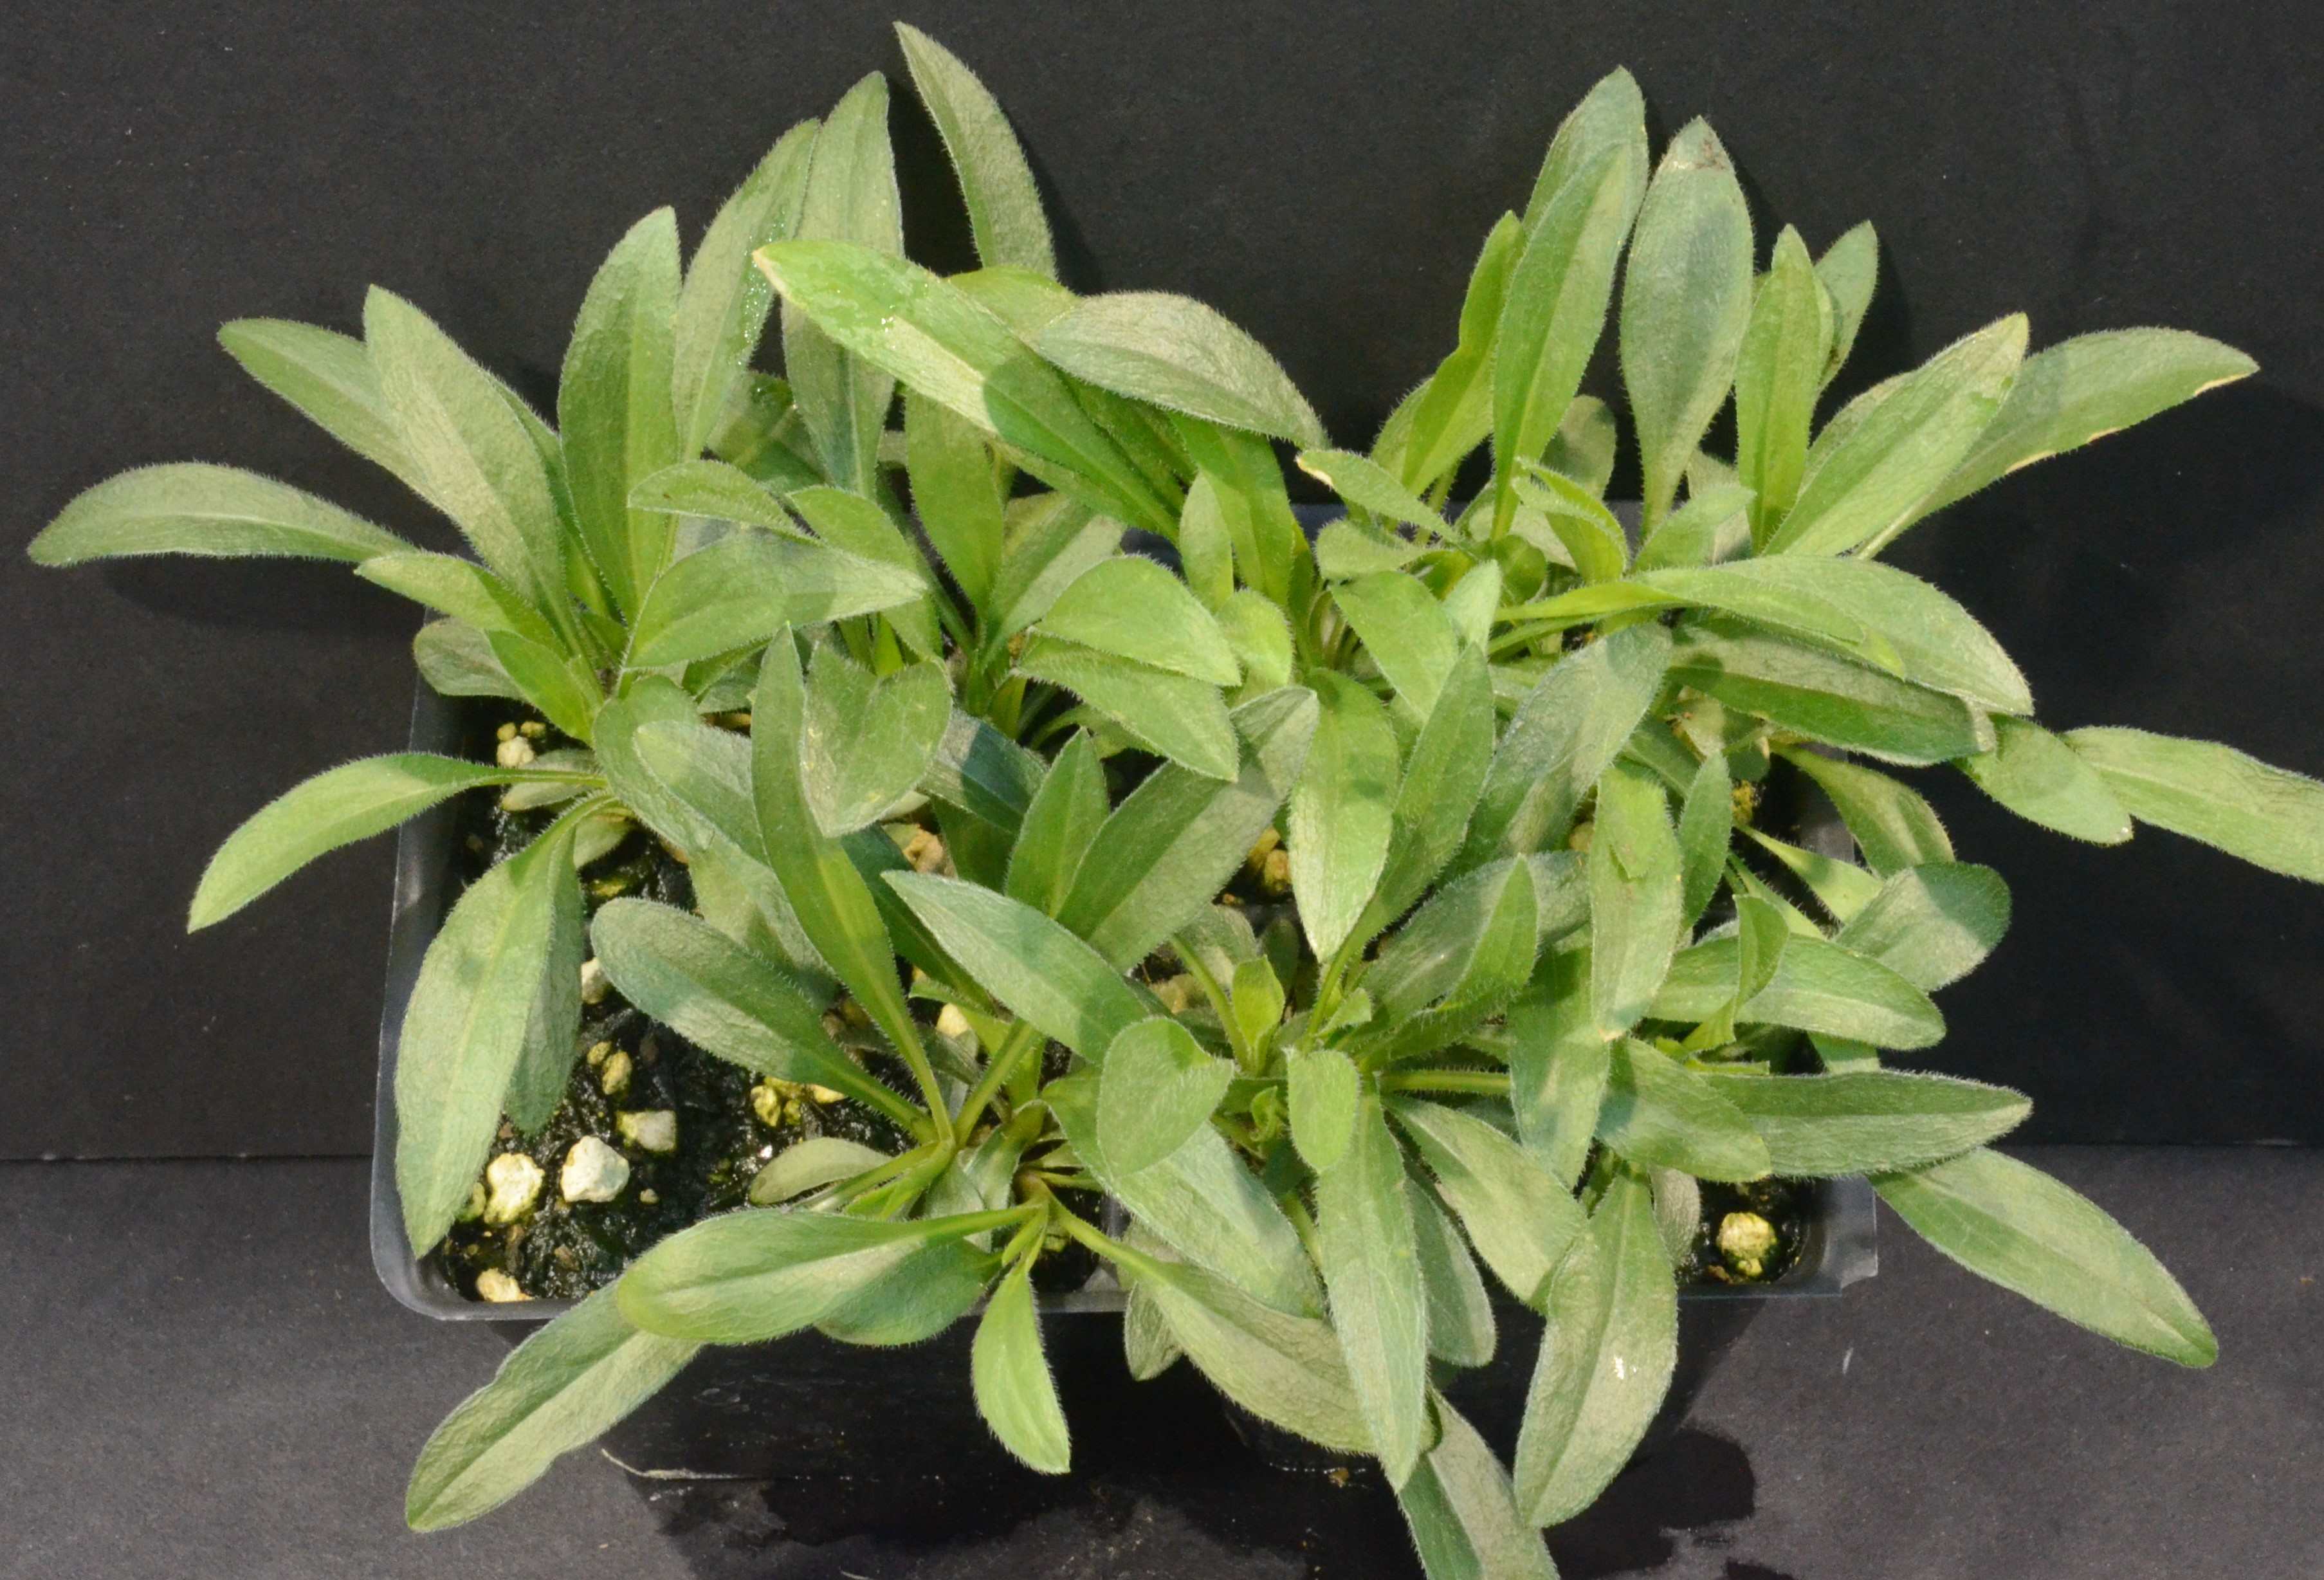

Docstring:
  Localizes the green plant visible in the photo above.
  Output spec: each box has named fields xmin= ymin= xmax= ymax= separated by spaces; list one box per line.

xmin=32 ymin=24 xmax=2319 ymax=1573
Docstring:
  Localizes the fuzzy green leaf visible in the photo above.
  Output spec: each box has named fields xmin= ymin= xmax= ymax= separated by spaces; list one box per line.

xmin=1705 ymin=1069 xmax=2028 ymax=1175
xmin=1003 ymin=730 xmax=1110 ymax=915
xmin=626 ymin=458 xmax=809 ymax=536
xmin=1288 ymin=1046 xmax=1363 ymax=1173
xmin=1036 ymin=291 xmax=1324 ymax=449
xmin=1099 ymin=1017 xmax=1236 ymax=1175
xmin=624 ymin=529 xmax=925 ymax=666
xmin=884 ymin=873 xmax=1145 ymax=1061
xmin=1831 ymin=862 xmax=2011 ymax=991
xmin=30 ymin=463 xmax=411 ymax=568
xmin=1016 ymin=638 xmax=1237 ymax=780
xmin=1136 ymin=1258 xmax=1368 ymax=1450
xmin=1331 ymin=571 xmax=1463 ymax=720
xmin=799 ymin=647 xmax=952 ymax=835
xmin=1669 ymin=621 xmax=1988 ymax=766
xmin=1506 ymin=949 xmax=1610 ymax=1189
xmin=1297 ymin=447 xmax=1445 ymax=532
xmin=1779 ymin=748 xmax=1952 ymax=874
xmin=1411 ymin=1186 xmax=1496 ymax=1369
xmin=1598 ymin=1039 xmax=1771 ymax=1180
xmin=1391 ymin=1098 xmax=1586 ymax=1309
xmin=1393 ymin=214 xmax=1525 ymax=490
xmin=897 ymin=24 xmax=1056 ymax=277
xmin=971 ymin=1257 xmax=1071 ymax=1473
xmin=1290 ymin=672 xmax=1402 ymax=960
xmin=1815 ymin=223 xmax=1878 ymax=388
xmin=1317 ymin=1098 xmax=1432 ymax=1485
xmin=1588 ymin=760 xmax=1687 ymax=1037
xmin=1398 ymin=1393 xmax=1560 ymax=1580
xmin=1956 ymin=716 xmax=2133 ymax=845
xmin=1036 ymin=555 xmax=1242 ymax=684
xmin=1650 ymin=932 xmax=1945 ymax=1048
xmin=2066 ymin=727 xmax=2324 ymax=881
xmin=216 ymin=318 xmax=418 ymax=489
xmin=1675 ymin=750 xmax=1733 ymax=929
xmin=1366 ymin=645 xmax=1496 ymax=929
xmin=1736 ymin=226 xmax=1826 ymax=540
xmin=673 ymin=121 xmax=818 ymax=455
xmin=906 ymin=392 xmax=1007 ymax=610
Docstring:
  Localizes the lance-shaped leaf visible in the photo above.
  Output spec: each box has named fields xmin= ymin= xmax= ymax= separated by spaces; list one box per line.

xmin=626 ymin=458 xmax=809 ymax=536
xmin=190 ymin=754 xmax=573 ymax=930
xmin=920 ymin=710 xmax=1045 ymax=837
xmin=1957 ymin=716 xmax=2133 ymax=845
xmin=1411 ymin=1182 xmax=1496 ymax=1368
xmin=30 ymin=463 xmax=412 ymax=567
xmin=1736 ymin=226 xmax=1827 ymax=540
xmin=1055 ymin=686 xmax=1318 ymax=968
xmin=561 ymin=208 xmax=684 ymax=616
xmin=414 ymin=618 xmax=526 ymax=701
xmin=750 ymin=1135 xmax=894 ymax=1205
xmin=1393 ymin=214 xmax=1524 ymax=491
xmin=1831 ymin=862 xmax=2011 ymax=991
xmin=357 ymin=551 xmax=565 ymax=650
xmin=1136 ymin=1258 xmax=1369 ymax=1450
xmin=1290 ymin=672 xmax=1401 ymax=960
xmin=1003 ymin=730 xmax=1109 ymax=914
xmin=1365 ymin=645 xmax=1496 ymax=930
xmin=906 ymin=392 xmax=1007 ymax=611
xmin=2065 ymin=728 xmax=2324 ymax=882
xmin=1914 ymin=328 xmax=2256 ymax=522
xmin=1767 ymin=315 xmax=2026 ymax=557
xmin=1050 ymin=1074 xmax=1321 ymax=1316
xmin=1331 ymin=571 xmax=1463 ymax=720
xmin=1514 ymin=1170 xmax=1678 ymax=1525
xmin=1353 ymin=858 xmax=1541 ymax=1060
xmin=757 ymin=241 xmax=1171 ymax=533
xmin=1816 ymin=221 xmax=1878 ymax=387
xmin=1035 ymin=555 xmax=1242 ymax=684
xmin=1391 ymin=1098 xmax=1586 ymax=1308
xmin=394 ymin=816 xmax=579 ymax=1250
xmin=1317 ymin=1097 xmax=1431 ymax=1486
xmin=1507 ymin=948 xmax=1610 ymax=1188
xmin=1099 ymin=1017 xmax=1236 ymax=1175
xmin=365 ymin=288 xmax=567 ymax=615
xmin=1589 ymin=760 xmax=1686 ymax=1037
xmin=1621 ymin=120 xmax=1754 ymax=529
xmin=897 ymin=23 xmax=1055 ymax=278
xmin=783 ymin=73 xmax=901 ymax=495
xmin=1778 ymin=748 xmax=1952 ymax=875
xmin=1523 ymin=66 xmax=1649 ymax=230
xmin=217 ymin=318 xmax=420 ymax=490
xmin=1873 ymin=1147 xmax=2215 ymax=1366
xmin=1288 ymin=1044 xmax=1363 ymax=1174
xmin=1632 ymin=478 xmax=1752 ymax=572
xmin=587 ymin=898 xmax=919 ymax=1128
xmin=618 ymin=1204 xmax=1021 ymax=1343
xmin=1035 ymin=291 xmax=1324 ymax=449
xmin=1297 ymin=447 xmax=1444 ymax=533
xmin=1705 ymin=1068 xmax=2028 ymax=1175
xmin=406 ymin=1286 xmax=699 ymax=1531
xmin=972 ymin=1256 xmax=1070 ymax=1474
xmin=1674 ymin=750 xmax=1732 ymax=929
xmin=1490 ymin=145 xmax=1636 ymax=537
xmin=1398 ymin=1393 xmax=1560 ymax=1580
xmin=673 ymin=120 xmax=818 ymax=455
xmin=1598 ymin=1039 xmax=1771 ymax=1180
xmin=884 ymin=873 xmax=1145 ymax=1060
xmin=1516 ymin=464 xmax=1629 ymax=583
xmin=503 ymin=837 xmax=586 ymax=1134
xmin=1669 ymin=621 xmax=1989 ymax=766
xmin=1649 ymin=932 xmax=1945 ymax=1048
xmin=625 ymin=529 xmax=926 ymax=666
xmin=1016 ymin=638 xmax=1237 ymax=780
xmin=1463 ymin=622 xmax=1671 ymax=867
xmin=798 ymin=645 xmax=951 ymax=835
xmin=816 ymin=1234 xmax=998 ymax=1346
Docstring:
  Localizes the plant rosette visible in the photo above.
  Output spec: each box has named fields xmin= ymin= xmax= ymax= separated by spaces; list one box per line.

xmin=32 ymin=21 xmax=2304 ymax=1576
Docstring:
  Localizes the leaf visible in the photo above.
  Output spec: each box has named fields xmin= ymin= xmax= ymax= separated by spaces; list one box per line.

xmin=798 ymin=646 xmax=952 ymax=835
xmin=1675 ymin=750 xmax=1732 ymax=929
xmin=1649 ymin=932 xmax=1945 ymax=1048
xmin=1054 ymin=686 xmax=1318 ymax=967
xmin=816 ymin=1235 xmax=997 ymax=1346
xmin=503 ymin=840 xmax=586 ymax=1134
xmin=1514 ymin=1169 xmax=1678 ymax=1525
xmin=587 ymin=897 xmax=915 ymax=1127
xmin=190 ymin=754 xmax=563 ymax=929
xmin=1367 ymin=645 xmax=1496 ymax=927
xmin=1506 ymin=948 xmax=1610 ymax=1188
xmin=1643 ymin=556 xmax=2033 ymax=716
xmin=30 ymin=463 xmax=411 ymax=567
xmin=673 ymin=120 xmax=818 ymax=455
xmin=924 ymin=709 xmax=1047 ymax=835
xmin=625 ymin=458 xmax=807 ymax=535
xmin=1049 ymin=1074 xmax=1321 ymax=1316
xmin=1124 ymin=1282 xmax=1183 ymax=1380
xmin=1873 ymin=1147 xmax=2215 ymax=1365
xmin=1003 ymin=730 xmax=1109 ymax=914
xmin=1587 ymin=760 xmax=1687 ymax=1037
xmin=414 ymin=618 xmax=526 ymax=701
xmin=618 ymin=1206 xmax=1011 ymax=1343
xmin=1410 ymin=1185 xmax=1496 ymax=1369
xmin=1331 ymin=571 xmax=1463 ymax=720
xmin=1355 ymin=858 xmax=1541 ymax=1060
xmin=1831 ymin=862 xmax=2011 ymax=991
xmin=748 ymin=1135 xmax=894 ymax=1204
xmin=1099 ymin=1017 xmax=1236 ymax=1175
xmin=1705 ymin=1069 xmax=2028 ymax=1175
xmin=1766 ymin=315 xmax=2026 ymax=557
xmin=624 ymin=529 xmax=925 ymax=666
xmin=1916 ymin=328 xmax=2256 ymax=520
xmin=394 ymin=818 xmax=578 ymax=1250
xmin=971 ymin=1258 xmax=1071 ymax=1473
xmin=1515 ymin=465 xmax=1629 ymax=583
xmin=1597 ymin=1040 xmax=1771 ymax=1180
xmin=1631 ymin=480 xmax=1751 ymax=573
xmin=356 ymin=551 xmax=565 ymax=649
xmin=215 ymin=318 xmax=418 ymax=489
xmin=1669 ymin=621 xmax=1988 ymax=766
xmin=1521 ymin=65 xmax=1649 ymax=231
xmin=1490 ymin=146 xmax=1636 ymax=537
xmin=1290 ymin=673 xmax=1402 ymax=960
xmin=561 ymin=208 xmax=684 ymax=616
xmin=1543 ymin=394 xmax=1621 ymax=497
xmin=783 ymin=484 xmax=945 ymax=657
xmin=1391 ymin=1098 xmax=1586 ymax=1308
xmin=1035 ymin=555 xmax=1242 ymax=684
xmin=1620 ymin=120 xmax=1755 ymax=528
xmin=1815 ymin=222 xmax=1879 ymax=387
xmin=1016 ymin=638 xmax=1236 ymax=779
xmin=1177 ymin=417 xmax=1301 ymax=603
xmin=1137 ymin=1259 xmax=1369 ymax=1451
xmin=1317 ymin=1098 xmax=1431 ymax=1485
xmin=1394 ymin=214 xmax=1524 ymax=491
xmin=883 ymin=873 xmax=1146 ymax=1060
xmin=783 ymin=73 xmax=902 ymax=495
xmin=988 ymin=495 xmax=1117 ymax=639
xmin=1779 ymin=749 xmax=1952 ymax=875
xmin=1288 ymin=1045 xmax=1362 ymax=1174
xmin=906 ymin=393 xmax=1007 ymax=610
xmin=2065 ymin=728 xmax=2324 ymax=881
xmin=365 ymin=288 xmax=566 ymax=614
xmin=1956 ymin=716 xmax=2132 ymax=845
xmin=896 ymin=23 xmax=1056 ymax=277
xmin=1297 ymin=447 xmax=1444 ymax=532
xmin=1035 ymin=291 xmax=1324 ymax=448
xmin=406 ymin=1285 xmax=699 ymax=1530
xmin=1735 ymin=226 xmax=1827 ymax=540
xmin=1396 ymin=1393 xmax=1559 ymax=1580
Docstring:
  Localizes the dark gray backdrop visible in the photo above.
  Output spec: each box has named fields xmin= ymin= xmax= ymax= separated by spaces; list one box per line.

xmin=6 ymin=0 xmax=2319 ymax=1156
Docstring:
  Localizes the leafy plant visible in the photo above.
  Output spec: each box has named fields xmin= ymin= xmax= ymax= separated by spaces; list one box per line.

xmin=32 ymin=24 xmax=2313 ymax=1574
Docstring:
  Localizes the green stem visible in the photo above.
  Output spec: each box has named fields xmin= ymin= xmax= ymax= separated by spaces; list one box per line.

xmin=1377 ymin=1068 xmax=1512 ymax=1097
xmin=1055 ymin=1204 xmax=1166 ymax=1280
xmin=1174 ymin=942 xmax=1256 ymax=1074
xmin=955 ymin=1018 xmax=1048 ymax=1139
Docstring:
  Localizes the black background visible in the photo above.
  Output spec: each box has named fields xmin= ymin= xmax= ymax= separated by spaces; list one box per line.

xmin=6 ymin=0 xmax=2321 ymax=1157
